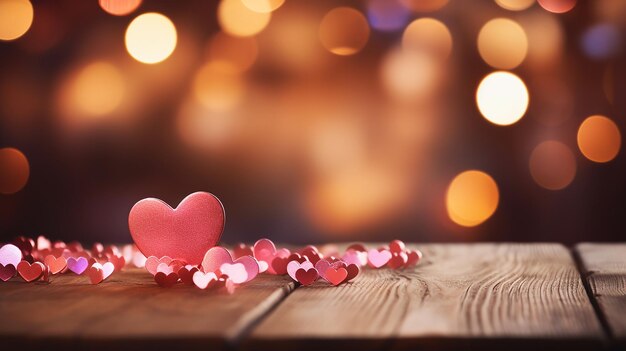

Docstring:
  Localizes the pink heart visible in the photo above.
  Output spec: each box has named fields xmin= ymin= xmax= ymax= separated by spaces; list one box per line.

xmin=128 ymin=192 xmax=225 ymax=265
xmin=0 ymin=263 xmax=16 ymax=281
xmin=145 ymin=256 xmax=172 ymax=275
xmin=315 ymin=259 xmax=346 ymax=282
xmin=67 ymin=257 xmax=89 ymax=275
xmin=367 ymin=249 xmax=392 ymax=268
xmin=202 ymin=246 xmax=258 ymax=283
xmin=342 ymin=250 xmax=367 ymax=267
xmin=0 ymin=244 xmax=22 ymax=267
xmin=287 ymin=260 xmax=313 ymax=281
xmin=253 ymin=238 xmax=276 ymax=267
xmin=157 ymin=262 xmax=174 ymax=275
xmin=192 ymin=271 xmax=218 ymax=289
xmin=102 ymin=262 xmax=115 ymax=279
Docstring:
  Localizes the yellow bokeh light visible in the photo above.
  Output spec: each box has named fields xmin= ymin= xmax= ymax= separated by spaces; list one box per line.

xmin=99 ymin=0 xmax=142 ymax=16
xmin=319 ymin=7 xmax=370 ymax=56
xmin=495 ymin=0 xmax=535 ymax=11
xmin=529 ymin=141 xmax=576 ymax=190
xmin=218 ymin=0 xmax=271 ymax=37
xmin=0 ymin=147 xmax=29 ymax=194
xmin=577 ymin=115 xmax=621 ymax=163
xmin=446 ymin=170 xmax=499 ymax=227
xmin=478 ymin=18 xmax=528 ymax=69
xmin=207 ymin=32 xmax=258 ymax=73
xmin=0 ymin=0 xmax=33 ymax=41
xmin=520 ymin=12 xmax=563 ymax=69
xmin=125 ymin=12 xmax=177 ymax=64
xmin=241 ymin=0 xmax=284 ymax=13
xmin=402 ymin=18 xmax=452 ymax=60
xmin=176 ymin=99 xmax=238 ymax=152
xmin=70 ymin=62 xmax=126 ymax=117
xmin=476 ymin=71 xmax=529 ymax=126
xmin=381 ymin=48 xmax=440 ymax=101
xmin=193 ymin=61 xmax=244 ymax=112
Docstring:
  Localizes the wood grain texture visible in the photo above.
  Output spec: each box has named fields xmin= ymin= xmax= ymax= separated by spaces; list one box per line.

xmin=0 ymin=268 xmax=294 ymax=350
xmin=247 ymin=244 xmax=605 ymax=351
xmin=576 ymin=243 xmax=626 ymax=347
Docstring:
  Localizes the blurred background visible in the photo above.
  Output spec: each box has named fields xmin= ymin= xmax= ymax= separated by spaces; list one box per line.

xmin=0 ymin=0 xmax=624 ymax=245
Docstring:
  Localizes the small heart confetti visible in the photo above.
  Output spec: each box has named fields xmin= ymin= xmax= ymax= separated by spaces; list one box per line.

xmin=154 ymin=271 xmax=179 ymax=287
xmin=44 ymin=255 xmax=67 ymax=275
xmin=17 ymin=261 xmax=45 ymax=282
xmin=325 ymin=267 xmax=348 ymax=286
xmin=67 ymin=257 xmax=89 ymax=275
xmin=192 ymin=271 xmax=218 ymax=289
xmin=295 ymin=267 xmax=318 ymax=286
xmin=0 ymin=263 xmax=17 ymax=282
xmin=367 ymin=248 xmax=392 ymax=268
xmin=0 ymin=244 xmax=22 ymax=268
xmin=87 ymin=263 xmax=105 ymax=284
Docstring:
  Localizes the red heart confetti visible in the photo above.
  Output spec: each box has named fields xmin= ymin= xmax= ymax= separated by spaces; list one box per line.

xmin=0 ymin=263 xmax=17 ymax=281
xmin=295 ymin=267 xmax=318 ymax=286
xmin=154 ymin=271 xmax=179 ymax=287
xmin=17 ymin=261 xmax=45 ymax=282
xmin=87 ymin=263 xmax=105 ymax=284
xmin=44 ymin=255 xmax=67 ymax=275
xmin=325 ymin=267 xmax=348 ymax=286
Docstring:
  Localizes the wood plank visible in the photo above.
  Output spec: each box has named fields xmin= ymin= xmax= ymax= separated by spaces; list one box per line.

xmin=247 ymin=244 xmax=605 ymax=351
xmin=576 ymin=243 xmax=626 ymax=348
xmin=0 ymin=267 xmax=294 ymax=350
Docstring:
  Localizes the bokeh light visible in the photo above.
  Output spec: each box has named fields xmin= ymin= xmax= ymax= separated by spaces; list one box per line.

xmin=218 ymin=0 xmax=271 ymax=37
xmin=478 ymin=18 xmax=528 ymax=69
xmin=241 ymin=0 xmax=284 ymax=13
xmin=446 ymin=170 xmax=499 ymax=227
xmin=400 ymin=0 xmax=449 ymax=12
xmin=520 ymin=12 xmax=564 ymax=68
xmin=176 ymin=99 xmax=239 ymax=152
xmin=207 ymin=32 xmax=258 ymax=73
xmin=0 ymin=0 xmax=33 ymax=41
xmin=495 ymin=0 xmax=535 ymax=11
xmin=476 ymin=71 xmax=529 ymax=126
xmin=69 ymin=62 xmax=126 ymax=117
xmin=192 ymin=61 xmax=244 ymax=112
xmin=529 ymin=141 xmax=576 ymax=190
xmin=366 ymin=0 xmax=410 ymax=32
xmin=537 ymin=0 xmax=576 ymax=13
xmin=381 ymin=47 xmax=440 ymax=101
xmin=402 ymin=18 xmax=453 ymax=60
xmin=577 ymin=115 xmax=621 ymax=163
xmin=581 ymin=24 xmax=621 ymax=60
xmin=319 ymin=7 xmax=370 ymax=56
xmin=0 ymin=147 xmax=29 ymax=195
xmin=99 ymin=0 xmax=142 ymax=16
xmin=125 ymin=12 xmax=177 ymax=64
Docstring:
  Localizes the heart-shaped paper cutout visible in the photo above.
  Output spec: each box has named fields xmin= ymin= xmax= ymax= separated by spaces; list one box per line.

xmin=0 ymin=263 xmax=16 ymax=281
xmin=287 ymin=260 xmax=314 ymax=281
xmin=367 ymin=249 xmax=392 ymax=268
xmin=192 ymin=271 xmax=218 ymax=289
xmin=203 ymin=246 xmax=259 ymax=283
xmin=145 ymin=256 xmax=173 ymax=275
xmin=178 ymin=265 xmax=199 ymax=285
xmin=67 ymin=257 xmax=89 ymax=275
xmin=102 ymin=262 xmax=115 ymax=279
xmin=388 ymin=252 xmax=408 ymax=269
xmin=220 ymin=263 xmax=248 ymax=284
xmin=17 ymin=261 xmax=44 ymax=282
xmin=295 ymin=267 xmax=318 ymax=286
xmin=346 ymin=263 xmax=360 ymax=281
xmin=88 ymin=263 xmax=104 ymax=284
xmin=154 ymin=272 xmax=179 ymax=287
xmin=0 ymin=244 xmax=22 ymax=267
xmin=406 ymin=249 xmax=422 ymax=267
xmin=44 ymin=255 xmax=67 ymax=274
xmin=325 ymin=267 xmax=348 ymax=286
xmin=129 ymin=192 xmax=225 ymax=265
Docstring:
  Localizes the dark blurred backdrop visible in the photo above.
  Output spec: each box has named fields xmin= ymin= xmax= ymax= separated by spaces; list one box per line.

xmin=0 ymin=0 xmax=624 ymax=245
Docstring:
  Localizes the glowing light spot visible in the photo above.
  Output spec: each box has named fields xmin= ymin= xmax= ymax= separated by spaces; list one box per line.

xmin=0 ymin=0 xmax=33 ymax=41
xmin=305 ymin=167 xmax=407 ymax=234
xmin=192 ymin=61 xmax=244 ymax=112
xmin=537 ymin=0 xmax=576 ymax=13
xmin=319 ymin=7 xmax=370 ymax=56
xmin=402 ymin=18 xmax=452 ymax=60
xmin=381 ymin=48 xmax=440 ymax=101
xmin=400 ymin=0 xmax=449 ymax=12
xmin=177 ymin=100 xmax=238 ymax=152
xmin=207 ymin=32 xmax=258 ymax=73
xmin=478 ymin=18 xmax=528 ymax=69
xmin=519 ymin=12 xmax=563 ymax=68
xmin=581 ymin=24 xmax=621 ymax=60
xmin=446 ymin=170 xmax=499 ymax=227
xmin=125 ymin=13 xmax=177 ymax=64
xmin=577 ymin=115 xmax=621 ymax=163
xmin=218 ymin=0 xmax=271 ymax=37
xmin=529 ymin=141 xmax=576 ymax=190
xmin=0 ymin=147 xmax=29 ymax=194
xmin=241 ymin=0 xmax=284 ymax=13
xmin=99 ymin=0 xmax=142 ymax=16
xmin=70 ymin=62 xmax=125 ymax=117
xmin=476 ymin=71 xmax=529 ymax=126
xmin=367 ymin=0 xmax=410 ymax=32
xmin=495 ymin=0 xmax=535 ymax=11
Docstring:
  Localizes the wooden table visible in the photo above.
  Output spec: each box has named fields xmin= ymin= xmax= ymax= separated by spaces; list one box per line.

xmin=1 ymin=243 xmax=625 ymax=351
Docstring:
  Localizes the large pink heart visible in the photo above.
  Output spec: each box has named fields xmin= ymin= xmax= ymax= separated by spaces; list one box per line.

xmin=128 ymin=192 xmax=225 ymax=265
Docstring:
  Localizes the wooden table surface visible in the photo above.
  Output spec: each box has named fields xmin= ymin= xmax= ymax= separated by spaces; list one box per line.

xmin=1 ymin=243 xmax=625 ymax=351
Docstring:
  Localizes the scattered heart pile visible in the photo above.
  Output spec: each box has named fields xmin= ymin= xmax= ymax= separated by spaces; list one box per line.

xmin=0 ymin=236 xmax=422 ymax=294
